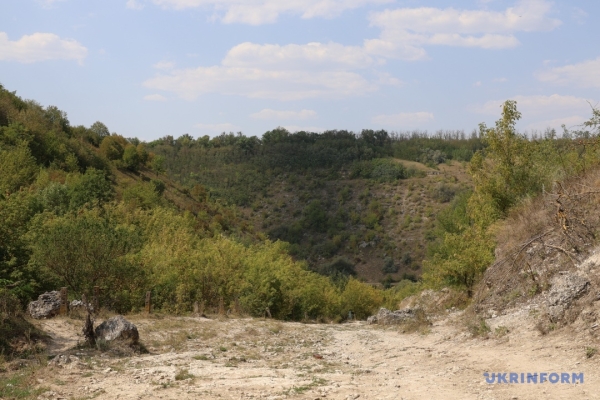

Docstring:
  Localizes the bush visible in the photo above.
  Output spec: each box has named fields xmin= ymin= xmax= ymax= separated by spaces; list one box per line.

xmin=340 ymin=278 xmax=383 ymax=320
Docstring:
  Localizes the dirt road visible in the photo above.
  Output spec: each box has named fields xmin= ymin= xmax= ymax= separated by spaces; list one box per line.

xmin=32 ymin=309 xmax=599 ymax=400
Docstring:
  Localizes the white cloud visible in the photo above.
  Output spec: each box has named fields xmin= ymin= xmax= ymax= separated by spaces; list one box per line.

xmin=251 ymin=109 xmax=316 ymax=120
xmin=143 ymin=94 xmax=168 ymax=101
xmin=470 ymin=94 xmax=594 ymax=117
xmin=536 ymin=57 xmax=600 ymax=88
xmin=223 ymin=42 xmax=378 ymax=70
xmin=372 ymin=112 xmax=434 ymax=127
xmin=493 ymin=77 xmax=508 ymax=83
xmin=525 ymin=115 xmax=587 ymax=132
xmin=195 ymin=122 xmax=240 ymax=132
xmin=367 ymin=0 xmax=560 ymax=58
xmin=38 ymin=0 xmax=66 ymax=8
xmin=470 ymin=94 xmax=598 ymax=132
xmin=571 ymin=7 xmax=588 ymax=25
xmin=144 ymin=67 xmax=375 ymax=100
xmin=147 ymin=0 xmax=392 ymax=24
xmin=126 ymin=0 xmax=145 ymax=9
xmin=153 ymin=60 xmax=175 ymax=70
xmin=0 ymin=32 xmax=87 ymax=64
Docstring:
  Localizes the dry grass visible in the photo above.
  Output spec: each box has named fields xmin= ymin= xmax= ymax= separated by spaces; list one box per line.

xmin=475 ymin=169 xmax=600 ymax=315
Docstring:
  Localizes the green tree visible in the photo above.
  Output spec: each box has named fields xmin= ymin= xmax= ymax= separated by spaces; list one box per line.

xmin=0 ymin=145 xmax=38 ymax=194
xmin=27 ymin=208 xmax=143 ymax=299
xmin=469 ymin=100 xmax=535 ymax=216
xmin=67 ymin=168 xmax=113 ymax=210
xmin=122 ymin=144 xmax=140 ymax=170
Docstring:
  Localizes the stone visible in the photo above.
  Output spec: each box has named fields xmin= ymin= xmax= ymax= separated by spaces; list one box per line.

xmin=27 ymin=291 xmax=62 ymax=319
xmin=546 ymin=273 xmax=589 ymax=307
xmin=545 ymin=273 xmax=590 ymax=322
xmin=94 ymin=315 xmax=139 ymax=344
xmin=369 ymin=307 xmax=415 ymax=325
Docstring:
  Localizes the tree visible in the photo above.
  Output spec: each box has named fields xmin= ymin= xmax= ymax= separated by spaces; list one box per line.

xmin=90 ymin=121 xmax=110 ymax=140
xmin=122 ymin=144 xmax=140 ymax=170
xmin=28 ymin=209 xmax=142 ymax=298
xmin=469 ymin=100 xmax=535 ymax=216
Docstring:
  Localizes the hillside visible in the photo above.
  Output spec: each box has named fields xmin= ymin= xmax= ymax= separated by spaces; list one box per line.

xmin=148 ymin=130 xmax=479 ymax=286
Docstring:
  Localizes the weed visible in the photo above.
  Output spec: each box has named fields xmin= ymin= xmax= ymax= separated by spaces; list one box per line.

xmin=468 ymin=318 xmax=491 ymax=337
xmin=586 ymin=347 xmax=597 ymax=359
xmin=494 ymin=326 xmax=509 ymax=337
xmin=174 ymin=369 xmax=194 ymax=381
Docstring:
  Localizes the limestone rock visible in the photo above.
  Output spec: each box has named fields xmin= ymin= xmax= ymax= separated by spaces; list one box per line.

xmin=94 ymin=315 xmax=139 ymax=344
xmin=369 ymin=307 xmax=415 ymax=325
xmin=27 ymin=291 xmax=61 ymax=319
xmin=545 ymin=273 xmax=590 ymax=322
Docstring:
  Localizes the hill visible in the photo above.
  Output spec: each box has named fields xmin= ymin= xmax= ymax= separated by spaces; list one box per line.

xmin=147 ymin=129 xmax=480 ymax=286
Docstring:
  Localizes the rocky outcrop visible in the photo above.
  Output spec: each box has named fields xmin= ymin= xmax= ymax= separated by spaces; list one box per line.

xmin=545 ymin=272 xmax=590 ymax=322
xmin=367 ymin=307 xmax=416 ymax=325
xmin=27 ymin=291 xmax=62 ymax=319
xmin=94 ymin=315 xmax=139 ymax=344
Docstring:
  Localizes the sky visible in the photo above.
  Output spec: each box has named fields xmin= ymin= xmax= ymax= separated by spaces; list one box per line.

xmin=1 ymin=0 xmax=599 ymax=141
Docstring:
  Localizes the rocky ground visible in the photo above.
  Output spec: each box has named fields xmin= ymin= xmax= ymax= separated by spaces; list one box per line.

xmin=19 ymin=305 xmax=600 ymax=400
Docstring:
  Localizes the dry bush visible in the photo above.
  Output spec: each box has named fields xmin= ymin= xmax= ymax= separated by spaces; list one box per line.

xmin=475 ymin=168 xmax=600 ymax=314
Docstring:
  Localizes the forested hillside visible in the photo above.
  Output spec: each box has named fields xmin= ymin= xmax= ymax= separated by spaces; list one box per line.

xmin=148 ymin=129 xmax=482 ymax=284
xmin=3 ymin=82 xmax=600 ymax=355
xmin=0 ymin=84 xmax=395 ymax=339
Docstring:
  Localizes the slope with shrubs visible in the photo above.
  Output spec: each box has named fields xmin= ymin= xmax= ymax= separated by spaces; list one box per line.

xmin=421 ymin=101 xmax=600 ymax=316
xmin=0 ymin=84 xmax=397 ymax=358
xmin=148 ymin=128 xmax=480 ymax=286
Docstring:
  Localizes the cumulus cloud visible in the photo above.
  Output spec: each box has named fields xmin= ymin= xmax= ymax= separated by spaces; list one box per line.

xmin=470 ymin=94 xmax=593 ymax=117
xmin=367 ymin=0 xmax=560 ymax=58
xmin=143 ymin=94 xmax=168 ymax=101
xmin=144 ymin=66 xmax=374 ymax=101
xmin=251 ymin=109 xmax=317 ymax=120
xmin=372 ymin=112 xmax=434 ymax=127
xmin=0 ymin=32 xmax=87 ymax=64
xmin=524 ymin=116 xmax=588 ymax=132
xmin=145 ymin=0 xmax=391 ymax=24
xmin=153 ymin=60 xmax=176 ymax=70
xmin=126 ymin=0 xmax=145 ymax=9
xmin=223 ymin=42 xmax=378 ymax=70
xmin=536 ymin=57 xmax=600 ymax=88
xmin=38 ymin=0 xmax=66 ymax=8
xmin=470 ymin=94 xmax=597 ymax=132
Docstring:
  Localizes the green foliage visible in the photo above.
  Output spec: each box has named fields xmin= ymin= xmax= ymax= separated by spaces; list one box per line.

xmin=350 ymin=158 xmax=409 ymax=182
xmin=27 ymin=207 xmax=144 ymax=301
xmin=340 ymin=278 xmax=382 ymax=320
xmin=382 ymin=257 xmax=397 ymax=274
xmin=122 ymin=181 xmax=164 ymax=209
xmin=302 ymin=200 xmax=328 ymax=232
xmin=423 ymin=227 xmax=494 ymax=297
xmin=100 ymin=135 xmax=125 ymax=161
xmin=66 ymin=168 xmax=113 ymax=210
xmin=0 ymin=144 xmax=38 ymax=194
xmin=122 ymin=144 xmax=141 ymax=170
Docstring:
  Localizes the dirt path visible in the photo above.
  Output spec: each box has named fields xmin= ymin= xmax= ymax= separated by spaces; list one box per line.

xmin=31 ymin=310 xmax=600 ymax=400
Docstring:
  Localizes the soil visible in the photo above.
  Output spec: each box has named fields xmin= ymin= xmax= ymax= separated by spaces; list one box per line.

xmin=28 ymin=308 xmax=600 ymax=400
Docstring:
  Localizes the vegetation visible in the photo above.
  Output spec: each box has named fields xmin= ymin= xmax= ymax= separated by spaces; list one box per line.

xmin=4 ymin=79 xmax=600 ymax=361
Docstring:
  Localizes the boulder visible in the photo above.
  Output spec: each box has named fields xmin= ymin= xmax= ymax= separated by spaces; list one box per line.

xmin=94 ymin=315 xmax=139 ymax=344
xmin=545 ymin=272 xmax=590 ymax=322
xmin=27 ymin=291 xmax=61 ymax=319
xmin=369 ymin=307 xmax=415 ymax=325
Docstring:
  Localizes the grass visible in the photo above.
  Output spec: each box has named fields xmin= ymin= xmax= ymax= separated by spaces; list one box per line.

xmin=585 ymin=346 xmax=597 ymax=359
xmin=174 ymin=368 xmax=194 ymax=381
xmin=0 ymin=367 xmax=46 ymax=399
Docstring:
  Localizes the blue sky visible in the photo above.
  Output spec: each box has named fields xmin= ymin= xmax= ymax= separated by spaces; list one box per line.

xmin=1 ymin=0 xmax=599 ymax=140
